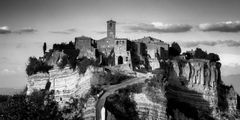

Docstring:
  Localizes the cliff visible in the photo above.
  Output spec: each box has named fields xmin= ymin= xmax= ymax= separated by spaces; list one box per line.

xmin=27 ymin=59 xmax=240 ymax=120
xmin=167 ymin=59 xmax=239 ymax=119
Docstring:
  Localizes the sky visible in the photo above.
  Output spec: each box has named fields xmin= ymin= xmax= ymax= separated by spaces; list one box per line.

xmin=0 ymin=0 xmax=240 ymax=91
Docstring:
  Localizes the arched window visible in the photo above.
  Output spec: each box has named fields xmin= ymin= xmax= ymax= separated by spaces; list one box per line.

xmin=118 ymin=56 xmax=123 ymax=64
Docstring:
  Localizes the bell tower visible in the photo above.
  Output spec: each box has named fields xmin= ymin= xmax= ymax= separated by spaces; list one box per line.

xmin=107 ymin=20 xmax=116 ymax=38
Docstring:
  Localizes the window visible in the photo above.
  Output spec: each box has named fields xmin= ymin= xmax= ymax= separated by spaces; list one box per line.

xmin=126 ymin=57 xmax=128 ymax=61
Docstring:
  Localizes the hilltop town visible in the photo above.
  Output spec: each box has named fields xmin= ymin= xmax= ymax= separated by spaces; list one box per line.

xmin=19 ymin=20 xmax=240 ymax=120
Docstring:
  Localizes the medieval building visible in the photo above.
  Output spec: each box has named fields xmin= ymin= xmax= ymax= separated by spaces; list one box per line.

xmin=74 ymin=20 xmax=169 ymax=70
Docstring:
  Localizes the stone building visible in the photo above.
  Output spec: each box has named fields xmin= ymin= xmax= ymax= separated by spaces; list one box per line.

xmin=74 ymin=20 xmax=169 ymax=70
xmin=97 ymin=20 xmax=116 ymax=56
xmin=114 ymin=38 xmax=132 ymax=69
xmin=135 ymin=36 xmax=169 ymax=70
xmin=75 ymin=36 xmax=97 ymax=59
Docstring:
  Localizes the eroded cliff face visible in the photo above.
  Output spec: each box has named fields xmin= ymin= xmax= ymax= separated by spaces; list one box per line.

xmin=27 ymin=59 xmax=239 ymax=120
xmin=168 ymin=59 xmax=239 ymax=119
xmin=27 ymin=66 xmax=105 ymax=106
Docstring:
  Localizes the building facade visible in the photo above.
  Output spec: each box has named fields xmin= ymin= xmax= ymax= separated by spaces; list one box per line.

xmin=114 ymin=38 xmax=132 ymax=69
xmin=75 ymin=36 xmax=97 ymax=59
xmin=74 ymin=20 xmax=169 ymax=70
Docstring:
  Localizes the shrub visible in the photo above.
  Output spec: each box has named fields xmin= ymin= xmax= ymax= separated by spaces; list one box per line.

xmin=26 ymin=57 xmax=53 ymax=76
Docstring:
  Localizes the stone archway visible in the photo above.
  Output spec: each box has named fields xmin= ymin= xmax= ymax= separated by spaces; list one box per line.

xmin=118 ymin=56 xmax=123 ymax=64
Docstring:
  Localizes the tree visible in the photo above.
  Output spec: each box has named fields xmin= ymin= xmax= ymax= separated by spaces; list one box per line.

xmin=207 ymin=53 xmax=220 ymax=62
xmin=194 ymin=48 xmax=208 ymax=59
xmin=0 ymin=90 xmax=63 ymax=120
xmin=26 ymin=57 xmax=53 ymax=76
xmin=169 ymin=42 xmax=181 ymax=57
xmin=182 ymin=52 xmax=193 ymax=60
xmin=43 ymin=42 xmax=47 ymax=54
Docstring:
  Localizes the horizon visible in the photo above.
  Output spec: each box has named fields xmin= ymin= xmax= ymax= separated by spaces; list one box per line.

xmin=0 ymin=0 xmax=240 ymax=93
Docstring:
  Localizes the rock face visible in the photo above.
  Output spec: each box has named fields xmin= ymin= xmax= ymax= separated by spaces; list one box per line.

xmin=27 ymin=73 xmax=50 ymax=95
xmin=133 ymin=93 xmax=167 ymax=120
xmin=27 ymin=66 xmax=104 ymax=107
xmin=168 ymin=59 xmax=239 ymax=119
xmin=27 ymin=59 xmax=240 ymax=120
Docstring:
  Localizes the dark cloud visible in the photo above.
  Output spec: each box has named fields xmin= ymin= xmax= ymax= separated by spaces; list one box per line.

xmin=125 ymin=22 xmax=192 ymax=33
xmin=182 ymin=40 xmax=240 ymax=47
xmin=50 ymin=28 xmax=77 ymax=34
xmin=0 ymin=26 xmax=11 ymax=34
xmin=198 ymin=21 xmax=240 ymax=32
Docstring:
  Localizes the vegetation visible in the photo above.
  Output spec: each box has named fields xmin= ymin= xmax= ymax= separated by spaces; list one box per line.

xmin=169 ymin=42 xmax=181 ymax=57
xmin=77 ymin=57 xmax=99 ymax=74
xmin=194 ymin=48 xmax=208 ymax=59
xmin=182 ymin=48 xmax=220 ymax=62
xmin=26 ymin=57 xmax=53 ymax=76
xmin=62 ymin=92 xmax=91 ymax=120
xmin=0 ymin=90 xmax=63 ymax=120
xmin=105 ymin=89 xmax=139 ymax=120
xmin=89 ymin=85 xmax=103 ymax=96
xmin=43 ymin=42 xmax=47 ymax=54
xmin=104 ymin=72 xmax=132 ymax=85
xmin=63 ymin=49 xmax=79 ymax=69
xmin=0 ymin=95 xmax=9 ymax=103
xmin=207 ymin=53 xmax=220 ymax=62
xmin=52 ymin=41 xmax=75 ymax=51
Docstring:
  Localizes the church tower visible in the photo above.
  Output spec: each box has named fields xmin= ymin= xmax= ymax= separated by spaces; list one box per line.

xmin=107 ymin=20 xmax=116 ymax=38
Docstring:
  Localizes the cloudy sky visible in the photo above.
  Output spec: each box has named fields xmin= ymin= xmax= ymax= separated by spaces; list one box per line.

xmin=0 ymin=0 xmax=240 ymax=91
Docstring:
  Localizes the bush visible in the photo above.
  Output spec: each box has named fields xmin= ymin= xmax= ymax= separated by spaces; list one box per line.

xmin=26 ymin=57 xmax=53 ymax=76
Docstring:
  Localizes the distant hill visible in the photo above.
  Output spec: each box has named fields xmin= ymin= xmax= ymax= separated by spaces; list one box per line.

xmin=0 ymin=88 xmax=23 ymax=95
xmin=222 ymin=74 xmax=240 ymax=94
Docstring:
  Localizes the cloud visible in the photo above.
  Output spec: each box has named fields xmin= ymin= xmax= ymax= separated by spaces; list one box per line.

xmin=198 ymin=21 xmax=240 ymax=32
xmin=182 ymin=40 xmax=240 ymax=47
xmin=0 ymin=69 xmax=16 ymax=75
xmin=14 ymin=27 xmax=37 ymax=34
xmin=0 ymin=26 xmax=11 ymax=34
xmin=0 ymin=26 xmax=37 ymax=34
xmin=50 ymin=28 xmax=77 ymax=34
xmin=125 ymin=22 xmax=192 ymax=33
